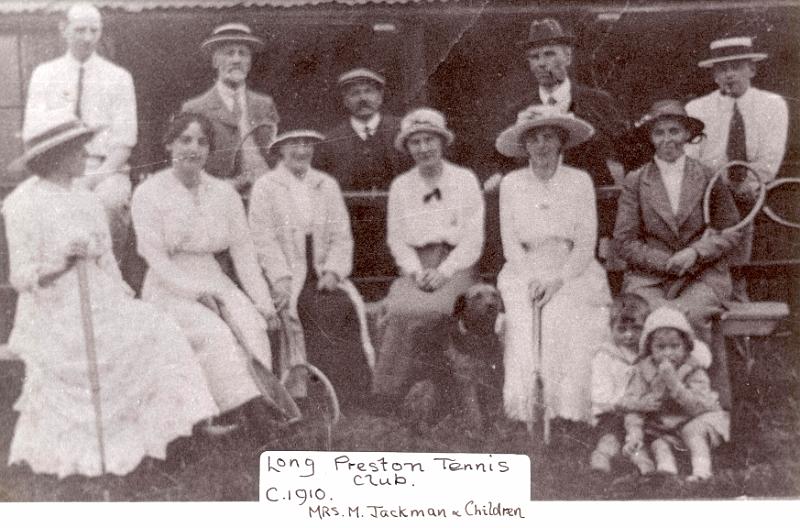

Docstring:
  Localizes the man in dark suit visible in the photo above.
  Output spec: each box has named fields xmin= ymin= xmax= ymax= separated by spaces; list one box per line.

xmin=495 ymin=18 xmax=631 ymax=189
xmin=315 ymin=69 xmax=411 ymax=281
xmin=315 ymin=68 xmax=409 ymax=191
xmin=183 ymin=23 xmax=279 ymax=198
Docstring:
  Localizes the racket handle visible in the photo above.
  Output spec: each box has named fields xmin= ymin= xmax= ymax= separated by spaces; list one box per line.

xmin=665 ymin=276 xmax=688 ymax=300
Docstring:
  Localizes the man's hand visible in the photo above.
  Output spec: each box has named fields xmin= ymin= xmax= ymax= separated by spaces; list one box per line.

xmin=317 ymin=271 xmax=340 ymax=292
xmin=665 ymin=248 xmax=698 ymax=276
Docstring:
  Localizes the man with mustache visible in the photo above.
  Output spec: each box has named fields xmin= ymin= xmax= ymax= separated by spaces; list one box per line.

xmin=314 ymin=68 xmax=411 ymax=279
xmin=498 ymin=19 xmax=631 ymax=189
xmin=23 ymin=2 xmax=137 ymax=270
xmin=183 ymin=23 xmax=279 ymax=198
xmin=685 ymin=37 xmax=788 ymax=300
xmin=314 ymin=68 xmax=409 ymax=191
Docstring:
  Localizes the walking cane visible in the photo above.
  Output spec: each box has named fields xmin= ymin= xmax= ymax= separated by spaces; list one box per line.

xmin=76 ymin=259 xmax=108 ymax=477
xmin=533 ymin=302 xmax=551 ymax=445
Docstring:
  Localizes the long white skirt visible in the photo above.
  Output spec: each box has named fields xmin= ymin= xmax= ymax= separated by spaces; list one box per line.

xmin=8 ymin=262 xmax=218 ymax=478
xmin=498 ymin=259 xmax=611 ymax=424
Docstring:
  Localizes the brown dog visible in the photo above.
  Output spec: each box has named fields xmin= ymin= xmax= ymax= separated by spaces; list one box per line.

xmin=401 ymin=283 xmax=504 ymax=430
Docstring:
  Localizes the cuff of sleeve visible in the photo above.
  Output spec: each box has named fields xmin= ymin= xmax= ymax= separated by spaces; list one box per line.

xmin=437 ymin=260 xmax=456 ymax=279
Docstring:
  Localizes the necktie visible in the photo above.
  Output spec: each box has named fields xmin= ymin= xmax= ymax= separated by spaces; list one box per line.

xmin=423 ymin=187 xmax=442 ymax=203
xmin=231 ymin=91 xmax=243 ymax=125
xmin=364 ymin=124 xmax=373 ymax=140
xmin=546 ymin=96 xmax=557 ymax=106
xmin=75 ymin=64 xmax=84 ymax=119
xmin=727 ymin=100 xmax=747 ymax=183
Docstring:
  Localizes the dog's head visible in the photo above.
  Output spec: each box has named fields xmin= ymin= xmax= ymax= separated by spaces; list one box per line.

xmin=453 ymin=283 xmax=504 ymax=335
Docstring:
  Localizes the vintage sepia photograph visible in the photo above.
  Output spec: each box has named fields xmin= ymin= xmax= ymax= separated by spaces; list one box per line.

xmin=0 ymin=0 xmax=797 ymax=506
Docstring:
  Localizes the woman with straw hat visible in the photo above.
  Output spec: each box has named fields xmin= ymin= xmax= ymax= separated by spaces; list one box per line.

xmin=371 ymin=108 xmax=485 ymax=409
xmin=613 ymin=99 xmax=742 ymax=407
xmin=2 ymin=110 xmax=218 ymax=477
xmin=248 ymin=129 xmax=374 ymax=409
xmin=496 ymin=105 xmax=612 ymax=430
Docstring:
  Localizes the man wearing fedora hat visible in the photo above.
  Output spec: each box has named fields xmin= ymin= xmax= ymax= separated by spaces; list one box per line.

xmin=182 ymin=23 xmax=279 ymax=197
xmin=500 ymin=18 xmax=631 ymax=189
xmin=686 ymin=36 xmax=788 ymax=300
xmin=315 ymin=68 xmax=409 ymax=192
xmin=23 ymin=2 xmax=137 ymax=269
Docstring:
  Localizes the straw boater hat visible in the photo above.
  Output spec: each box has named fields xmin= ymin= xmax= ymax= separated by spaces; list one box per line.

xmin=201 ymin=23 xmax=264 ymax=53
xmin=8 ymin=111 xmax=100 ymax=173
xmin=495 ymin=105 xmax=594 ymax=158
xmin=393 ymin=108 xmax=455 ymax=152
xmin=268 ymin=129 xmax=326 ymax=154
xmin=697 ymin=36 xmax=768 ymax=68
xmin=517 ymin=18 xmax=575 ymax=49
xmin=635 ymin=99 xmax=705 ymax=141
xmin=337 ymin=68 xmax=386 ymax=89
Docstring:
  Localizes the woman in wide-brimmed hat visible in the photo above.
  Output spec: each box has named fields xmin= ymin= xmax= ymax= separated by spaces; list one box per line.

xmin=496 ymin=105 xmax=612 ymax=429
xmin=132 ymin=112 xmax=281 ymax=435
xmin=371 ymin=108 xmax=485 ymax=408
xmin=613 ymin=99 xmax=741 ymax=407
xmin=2 ymin=111 xmax=218 ymax=477
xmin=248 ymin=129 xmax=374 ymax=408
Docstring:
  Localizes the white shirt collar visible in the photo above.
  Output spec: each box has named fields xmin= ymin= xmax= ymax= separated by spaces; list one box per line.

xmin=350 ymin=113 xmax=382 ymax=140
xmin=653 ymin=154 xmax=686 ymax=174
xmin=216 ymin=80 xmax=245 ymax=112
xmin=539 ymin=77 xmax=571 ymax=110
xmin=65 ymin=51 xmax=98 ymax=69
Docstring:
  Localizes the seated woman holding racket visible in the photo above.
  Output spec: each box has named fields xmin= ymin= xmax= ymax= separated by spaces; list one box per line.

xmin=132 ymin=112 xmax=281 ymax=435
xmin=613 ymin=99 xmax=742 ymax=404
xmin=2 ymin=111 xmax=218 ymax=477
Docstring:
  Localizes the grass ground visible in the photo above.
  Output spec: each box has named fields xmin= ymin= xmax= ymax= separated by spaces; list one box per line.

xmin=0 ymin=336 xmax=798 ymax=502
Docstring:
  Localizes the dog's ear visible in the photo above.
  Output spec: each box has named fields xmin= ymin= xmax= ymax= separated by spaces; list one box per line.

xmin=452 ymin=293 xmax=467 ymax=319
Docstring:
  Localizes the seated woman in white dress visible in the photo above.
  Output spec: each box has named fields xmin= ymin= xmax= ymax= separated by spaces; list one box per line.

xmin=495 ymin=106 xmax=612 ymax=430
xmin=372 ymin=108 xmax=485 ymax=405
xmin=131 ymin=112 xmax=280 ymax=434
xmin=2 ymin=113 xmax=218 ymax=478
xmin=249 ymin=130 xmax=374 ymax=409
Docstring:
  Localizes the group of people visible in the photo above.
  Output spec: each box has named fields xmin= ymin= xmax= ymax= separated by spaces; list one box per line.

xmin=1 ymin=2 xmax=789 ymax=483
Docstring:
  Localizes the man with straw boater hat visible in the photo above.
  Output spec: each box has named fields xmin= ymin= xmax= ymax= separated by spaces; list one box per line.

xmin=508 ymin=18 xmax=631 ymax=188
xmin=686 ymin=36 xmax=788 ymax=300
xmin=183 ymin=23 xmax=279 ymax=197
xmin=23 ymin=2 xmax=137 ymax=272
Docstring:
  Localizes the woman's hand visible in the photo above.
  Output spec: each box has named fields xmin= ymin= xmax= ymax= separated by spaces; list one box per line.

xmin=317 ymin=271 xmax=340 ymax=292
xmin=256 ymin=303 xmax=282 ymax=332
xmin=272 ymin=277 xmax=292 ymax=312
xmin=529 ymin=277 xmax=563 ymax=306
xmin=665 ymin=248 xmax=698 ymax=276
xmin=66 ymin=239 xmax=90 ymax=261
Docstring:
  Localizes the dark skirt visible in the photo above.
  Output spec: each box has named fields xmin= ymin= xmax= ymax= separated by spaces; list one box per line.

xmin=297 ymin=236 xmax=371 ymax=408
xmin=373 ymin=243 xmax=478 ymax=397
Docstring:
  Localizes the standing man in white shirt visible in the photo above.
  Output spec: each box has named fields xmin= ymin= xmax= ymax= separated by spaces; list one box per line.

xmin=23 ymin=2 xmax=137 ymax=265
xmin=686 ymin=36 xmax=789 ymax=300
xmin=183 ymin=23 xmax=279 ymax=199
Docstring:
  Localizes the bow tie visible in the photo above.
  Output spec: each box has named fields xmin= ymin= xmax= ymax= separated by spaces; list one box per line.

xmin=423 ymin=187 xmax=442 ymax=203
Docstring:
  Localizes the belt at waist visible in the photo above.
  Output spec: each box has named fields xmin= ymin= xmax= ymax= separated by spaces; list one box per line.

xmin=414 ymin=242 xmax=454 ymax=269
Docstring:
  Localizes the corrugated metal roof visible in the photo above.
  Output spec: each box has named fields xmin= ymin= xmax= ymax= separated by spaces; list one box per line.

xmin=0 ymin=0 xmax=457 ymax=13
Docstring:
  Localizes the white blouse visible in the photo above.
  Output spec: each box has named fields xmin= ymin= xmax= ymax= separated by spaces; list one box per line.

xmin=499 ymin=162 xmax=597 ymax=283
xmin=386 ymin=160 xmax=484 ymax=277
